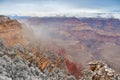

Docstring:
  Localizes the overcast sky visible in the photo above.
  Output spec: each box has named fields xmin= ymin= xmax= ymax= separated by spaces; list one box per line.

xmin=0 ymin=0 xmax=120 ymax=18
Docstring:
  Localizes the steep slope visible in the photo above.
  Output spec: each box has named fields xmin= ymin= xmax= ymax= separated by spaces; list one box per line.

xmin=0 ymin=15 xmax=25 ymax=47
xmin=0 ymin=15 xmax=81 ymax=79
xmin=0 ymin=39 xmax=76 ymax=80
xmin=18 ymin=17 xmax=120 ymax=74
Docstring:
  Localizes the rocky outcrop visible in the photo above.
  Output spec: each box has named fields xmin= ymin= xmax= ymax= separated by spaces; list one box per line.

xmin=0 ymin=15 xmax=24 ymax=47
xmin=0 ymin=15 xmax=78 ymax=79
xmin=0 ymin=39 xmax=77 ymax=80
xmin=81 ymin=61 xmax=120 ymax=80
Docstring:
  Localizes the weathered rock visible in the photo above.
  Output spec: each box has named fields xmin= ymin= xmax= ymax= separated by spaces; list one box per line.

xmin=0 ymin=39 xmax=76 ymax=80
xmin=82 ymin=61 xmax=120 ymax=80
xmin=13 ymin=44 xmax=25 ymax=54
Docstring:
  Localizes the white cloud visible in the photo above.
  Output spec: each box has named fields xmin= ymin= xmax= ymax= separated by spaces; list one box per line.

xmin=0 ymin=2 xmax=120 ymax=19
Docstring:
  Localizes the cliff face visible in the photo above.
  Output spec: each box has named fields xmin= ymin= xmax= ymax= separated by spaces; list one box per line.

xmin=1 ymin=16 xmax=120 ymax=79
xmin=0 ymin=39 xmax=77 ymax=80
xmin=19 ymin=17 xmax=120 ymax=74
xmin=0 ymin=16 xmax=77 ymax=78
xmin=0 ymin=15 xmax=24 ymax=47
xmin=0 ymin=16 xmax=51 ymax=71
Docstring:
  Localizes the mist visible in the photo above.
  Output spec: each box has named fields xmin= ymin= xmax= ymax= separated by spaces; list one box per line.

xmin=19 ymin=17 xmax=120 ymax=73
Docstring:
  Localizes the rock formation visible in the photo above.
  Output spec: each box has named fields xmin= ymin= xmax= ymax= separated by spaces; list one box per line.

xmin=0 ymin=39 xmax=76 ymax=80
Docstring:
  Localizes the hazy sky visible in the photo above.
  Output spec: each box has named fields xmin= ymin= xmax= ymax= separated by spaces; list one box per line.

xmin=0 ymin=0 xmax=120 ymax=18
